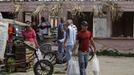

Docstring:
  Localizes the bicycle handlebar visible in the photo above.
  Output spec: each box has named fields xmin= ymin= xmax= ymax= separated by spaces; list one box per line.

xmin=14 ymin=39 xmax=37 ymax=51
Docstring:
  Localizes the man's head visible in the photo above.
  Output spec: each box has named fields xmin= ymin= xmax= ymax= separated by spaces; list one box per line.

xmin=60 ymin=18 xmax=64 ymax=23
xmin=25 ymin=21 xmax=31 ymax=30
xmin=67 ymin=19 xmax=73 ymax=25
xmin=64 ymin=19 xmax=73 ymax=30
xmin=81 ymin=21 xmax=88 ymax=31
xmin=41 ymin=17 xmax=46 ymax=22
xmin=64 ymin=19 xmax=73 ymax=26
xmin=81 ymin=21 xmax=88 ymax=26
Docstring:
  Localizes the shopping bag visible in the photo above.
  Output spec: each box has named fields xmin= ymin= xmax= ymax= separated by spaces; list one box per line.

xmin=36 ymin=48 xmax=43 ymax=60
xmin=34 ymin=48 xmax=43 ymax=63
xmin=67 ymin=57 xmax=80 ymax=75
xmin=92 ymin=54 xmax=100 ymax=75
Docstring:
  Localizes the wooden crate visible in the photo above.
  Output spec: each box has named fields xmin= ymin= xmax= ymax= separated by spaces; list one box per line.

xmin=14 ymin=43 xmax=26 ymax=72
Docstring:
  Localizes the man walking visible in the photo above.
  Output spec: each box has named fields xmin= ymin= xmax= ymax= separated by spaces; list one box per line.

xmin=57 ymin=18 xmax=65 ymax=62
xmin=64 ymin=19 xmax=77 ymax=63
xmin=73 ymin=21 xmax=96 ymax=75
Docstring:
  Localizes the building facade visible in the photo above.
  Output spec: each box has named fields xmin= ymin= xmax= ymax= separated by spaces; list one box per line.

xmin=0 ymin=0 xmax=134 ymax=50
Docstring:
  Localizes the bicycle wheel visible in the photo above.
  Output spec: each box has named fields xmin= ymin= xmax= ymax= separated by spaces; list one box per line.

xmin=88 ymin=47 xmax=94 ymax=61
xmin=43 ymin=52 xmax=57 ymax=65
xmin=33 ymin=60 xmax=54 ymax=75
xmin=40 ymin=44 xmax=52 ymax=54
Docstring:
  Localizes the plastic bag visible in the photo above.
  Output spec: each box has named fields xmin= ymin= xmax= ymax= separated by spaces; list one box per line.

xmin=67 ymin=57 xmax=80 ymax=75
xmin=92 ymin=54 xmax=100 ymax=75
xmin=34 ymin=49 xmax=43 ymax=63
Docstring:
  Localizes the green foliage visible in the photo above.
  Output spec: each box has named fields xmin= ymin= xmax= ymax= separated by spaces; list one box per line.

xmin=97 ymin=49 xmax=134 ymax=57
xmin=50 ymin=27 xmax=57 ymax=37
xmin=7 ymin=57 xmax=16 ymax=73
xmin=50 ymin=27 xmax=57 ymax=33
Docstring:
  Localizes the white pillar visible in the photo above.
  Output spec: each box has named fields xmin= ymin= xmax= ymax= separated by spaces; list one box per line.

xmin=0 ymin=12 xmax=3 ymax=19
xmin=107 ymin=12 xmax=112 ymax=37
xmin=133 ymin=16 xmax=134 ymax=37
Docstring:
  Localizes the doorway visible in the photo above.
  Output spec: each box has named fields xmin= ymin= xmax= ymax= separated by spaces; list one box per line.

xmin=67 ymin=12 xmax=93 ymax=32
xmin=112 ymin=12 xmax=134 ymax=37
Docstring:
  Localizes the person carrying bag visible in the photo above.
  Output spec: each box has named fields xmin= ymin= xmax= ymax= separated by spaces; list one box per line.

xmin=73 ymin=21 xmax=96 ymax=75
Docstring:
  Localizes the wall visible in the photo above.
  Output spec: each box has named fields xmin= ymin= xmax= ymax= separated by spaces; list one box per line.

xmin=93 ymin=17 xmax=108 ymax=37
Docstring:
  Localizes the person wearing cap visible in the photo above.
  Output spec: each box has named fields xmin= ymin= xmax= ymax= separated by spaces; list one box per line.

xmin=22 ymin=21 xmax=39 ymax=63
xmin=73 ymin=21 xmax=96 ymax=75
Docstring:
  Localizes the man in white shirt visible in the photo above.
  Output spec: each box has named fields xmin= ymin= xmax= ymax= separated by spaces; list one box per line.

xmin=64 ymin=19 xmax=77 ymax=63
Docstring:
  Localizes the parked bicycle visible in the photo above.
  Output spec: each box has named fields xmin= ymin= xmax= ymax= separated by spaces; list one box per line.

xmin=0 ymin=39 xmax=54 ymax=75
xmin=43 ymin=40 xmax=94 ymax=65
xmin=40 ymin=43 xmax=52 ymax=54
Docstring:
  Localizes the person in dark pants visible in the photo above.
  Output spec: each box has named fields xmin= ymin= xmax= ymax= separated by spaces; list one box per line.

xmin=73 ymin=21 xmax=96 ymax=75
xmin=57 ymin=18 xmax=65 ymax=62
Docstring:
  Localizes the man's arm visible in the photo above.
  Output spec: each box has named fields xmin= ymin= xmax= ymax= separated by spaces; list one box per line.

xmin=64 ymin=35 xmax=67 ymax=48
xmin=72 ymin=40 xmax=79 ymax=56
xmin=60 ymin=24 xmax=64 ymax=34
xmin=89 ymin=37 xmax=96 ymax=52
xmin=32 ymin=28 xmax=39 ymax=48
xmin=64 ymin=29 xmax=69 ymax=48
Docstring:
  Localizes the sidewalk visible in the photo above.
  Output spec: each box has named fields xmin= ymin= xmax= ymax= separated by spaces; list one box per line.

xmin=8 ymin=56 xmax=134 ymax=75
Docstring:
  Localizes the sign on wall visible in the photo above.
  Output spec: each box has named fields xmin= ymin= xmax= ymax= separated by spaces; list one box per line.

xmin=93 ymin=17 xmax=107 ymax=37
xmin=0 ymin=22 xmax=8 ymax=59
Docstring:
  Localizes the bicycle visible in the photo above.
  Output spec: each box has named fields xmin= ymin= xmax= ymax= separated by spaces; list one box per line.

xmin=0 ymin=39 xmax=54 ymax=75
xmin=42 ymin=40 xmax=66 ymax=65
xmin=43 ymin=40 xmax=94 ymax=65
xmin=40 ymin=43 xmax=52 ymax=54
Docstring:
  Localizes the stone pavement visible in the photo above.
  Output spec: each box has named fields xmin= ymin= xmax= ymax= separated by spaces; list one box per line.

xmin=7 ymin=56 xmax=134 ymax=75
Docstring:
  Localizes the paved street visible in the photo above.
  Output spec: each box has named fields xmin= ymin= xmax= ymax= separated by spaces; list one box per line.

xmin=7 ymin=56 xmax=134 ymax=75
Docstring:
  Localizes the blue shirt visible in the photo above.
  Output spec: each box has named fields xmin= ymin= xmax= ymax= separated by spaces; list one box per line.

xmin=58 ymin=23 xmax=64 ymax=39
